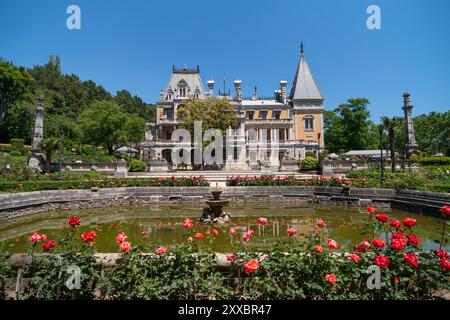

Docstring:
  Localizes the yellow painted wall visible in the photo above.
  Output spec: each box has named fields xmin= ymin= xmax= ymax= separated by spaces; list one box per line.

xmin=295 ymin=113 xmax=323 ymax=143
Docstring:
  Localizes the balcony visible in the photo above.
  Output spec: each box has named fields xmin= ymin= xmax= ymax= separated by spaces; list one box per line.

xmin=244 ymin=118 xmax=292 ymax=127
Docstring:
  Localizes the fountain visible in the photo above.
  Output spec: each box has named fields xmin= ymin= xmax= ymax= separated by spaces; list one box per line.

xmin=200 ymin=184 xmax=230 ymax=225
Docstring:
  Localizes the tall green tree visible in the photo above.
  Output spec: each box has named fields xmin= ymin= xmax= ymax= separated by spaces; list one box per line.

xmin=324 ymin=98 xmax=377 ymax=153
xmin=413 ymin=111 xmax=450 ymax=156
xmin=0 ymin=60 xmax=34 ymax=124
xmin=114 ymin=90 xmax=156 ymax=121
xmin=118 ymin=115 xmax=146 ymax=150
xmin=78 ymin=100 xmax=127 ymax=154
xmin=177 ymin=97 xmax=237 ymax=139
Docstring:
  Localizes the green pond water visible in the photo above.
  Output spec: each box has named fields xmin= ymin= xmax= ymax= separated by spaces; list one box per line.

xmin=0 ymin=203 xmax=447 ymax=252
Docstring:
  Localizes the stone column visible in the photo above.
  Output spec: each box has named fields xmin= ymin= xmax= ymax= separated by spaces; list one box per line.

xmin=402 ymin=92 xmax=418 ymax=158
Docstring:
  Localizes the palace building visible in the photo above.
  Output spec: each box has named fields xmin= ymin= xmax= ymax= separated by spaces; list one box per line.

xmin=141 ymin=43 xmax=324 ymax=171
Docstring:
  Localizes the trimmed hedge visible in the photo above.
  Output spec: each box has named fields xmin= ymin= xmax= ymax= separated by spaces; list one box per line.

xmin=419 ymin=157 xmax=450 ymax=166
xmin=0 ymin=177 xmax=209 ymax=192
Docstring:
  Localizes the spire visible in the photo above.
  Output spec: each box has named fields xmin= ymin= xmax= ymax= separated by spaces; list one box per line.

xmin=289 ymin=43 xmax=323 ymax=101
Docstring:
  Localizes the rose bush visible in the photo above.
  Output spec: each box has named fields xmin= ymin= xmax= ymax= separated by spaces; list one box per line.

xmin=0 ymin=210 xmax=448 ymax=300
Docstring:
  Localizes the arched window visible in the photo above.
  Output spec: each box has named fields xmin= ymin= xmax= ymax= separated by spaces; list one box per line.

xmin=177 ymin=80 xmax=188 ymax=97
xmin=303 ymin=115 xmax=314 ymax=131
xmin=166 ymin=89 xmax=173 ymax=101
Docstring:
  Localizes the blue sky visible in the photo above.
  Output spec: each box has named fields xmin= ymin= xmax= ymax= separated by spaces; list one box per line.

xmin=1 ymin=0 xmax=449 ymax=121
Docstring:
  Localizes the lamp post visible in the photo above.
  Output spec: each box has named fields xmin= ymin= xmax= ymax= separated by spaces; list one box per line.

xmin=317 ymin=132 xmax=322 ymax=175
xmin=378 ymin=124 xmax=385 ymax=186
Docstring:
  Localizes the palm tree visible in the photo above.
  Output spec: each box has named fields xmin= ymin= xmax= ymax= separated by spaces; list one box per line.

xmin=40 ymin=138 xmax=60 ymax=173
xmin=381 ymin=116 xmax=401 ymax=171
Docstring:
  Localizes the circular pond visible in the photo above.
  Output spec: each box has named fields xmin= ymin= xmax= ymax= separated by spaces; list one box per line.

xmin=0 ymin=203 xmax=447 ymax=252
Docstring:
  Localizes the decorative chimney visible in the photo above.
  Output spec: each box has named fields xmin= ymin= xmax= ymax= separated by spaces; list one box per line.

xmin=207 ymin=78 xmax=215 ymax=97
xmin=280 ymin=80 xmax=287 ymax=103
xmin=234 ymin=79 xmax=242 ymax=101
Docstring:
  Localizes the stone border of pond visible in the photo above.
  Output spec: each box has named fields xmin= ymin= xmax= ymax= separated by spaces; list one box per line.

xmin=0 ymin=186 xmax=448 ymax=219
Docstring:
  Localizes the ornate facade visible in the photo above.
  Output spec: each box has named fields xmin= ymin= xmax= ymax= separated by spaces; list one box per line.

xmin=141 ymin=44 xmax=324 ymax=171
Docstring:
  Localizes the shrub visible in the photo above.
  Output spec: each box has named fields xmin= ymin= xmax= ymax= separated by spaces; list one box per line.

xmin=129 ymin=159 xmax=147 ymax=172
xmin=419 ymin=157 xmax=450 ymax=166
xmin=9 ymin=138 xmax=25 ymax=155
xmin=299 ymin=157 xmax=318 ymax=171
xmin=0 ymin=177 xmax=209 ymax=192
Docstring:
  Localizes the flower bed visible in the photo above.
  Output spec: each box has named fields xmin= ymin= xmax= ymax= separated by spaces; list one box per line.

xmin=226 ymin=175 xmax=450 ymax=193
xmin=1 ymin=206 xmax=448 ymax=300
xmin=0 ymin=176 xmax=209 ymax=193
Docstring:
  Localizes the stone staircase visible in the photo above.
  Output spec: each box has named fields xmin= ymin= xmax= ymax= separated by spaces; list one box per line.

xmin=392 ymin=190 xmax=450 ymax=217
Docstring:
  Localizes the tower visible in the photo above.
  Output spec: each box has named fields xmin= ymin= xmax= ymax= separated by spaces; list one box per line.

xmin=289 ymin=42 xmax=324 ymax=156
xmin=402 ymin=92 xmax=418 ymax=158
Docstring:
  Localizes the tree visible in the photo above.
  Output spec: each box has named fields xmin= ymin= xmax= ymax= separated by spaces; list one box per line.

xmin=413 ymin=111 xmax=450 ymax=156
xmin=177 ymin=97 xmax=237 ymax=138
xmin=114 ymin=90 xmax=156 ymax=121
xmin=381 ymin=116 xmax=402 ymax=171
xmin=78 ymin=101 xmax=127 ymax=154
xmin=118 ymin=114 xmax=146 ymax=154
xmin=0 ymin=60 xmax=34 ymax=124
xmin=324 ymin=98 xmax=377 ymax=153
xmin=40 ymin=137 xmax=60 ymax=172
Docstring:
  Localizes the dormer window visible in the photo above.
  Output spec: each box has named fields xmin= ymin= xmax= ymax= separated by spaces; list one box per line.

xmin=166 ymin=89 xmax=173 ymax=100
xmin=177 ymin=79 xmax=188 ymax=97
xmin=194 ymin=88 xmax=200 ymax=98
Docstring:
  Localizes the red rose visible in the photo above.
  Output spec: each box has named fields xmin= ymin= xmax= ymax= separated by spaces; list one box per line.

xmin=394 ymin=277 xmax=399 ymax=284
xmin=42 ymin=240 xmax=56 ymax=252
xmin=28 ymin=231 xmax=42 ymax=243
xmin=119 ymin=241 xmax=132 ymax=252
xmin=376 ymin=214 xmax=389 ymax=223
xmin=391 ymin=238 xmax=406 ymax=251
xmin=366 ymin=206 xmax=377 ymax=214
xmin=392 ymin=232 xmax=405 ymax=240
xmin=287 ymin=228 xmax=297 ymax=236
xmin=406 ymin=234 xmax=420 ymax=246
xmin=115 ymin=232 xmax=127 ymax=244
xmin=325 ymin=273 xmax=336 ymax=285
xmin=183 ymin=218 xmax=194 ymax=229
xmin=68 ymin=217 xmax=81 ymax=227
xmin=390 ymin=220 xmax=402 ymax=229
xmin=229 ymin=228 xmax=237 ymax=236
xmin=402 ymin=218 xmax=416 ymax=228
xmin=213 ymin=229 xmax=219 ymax=236
xmin=81 ymin=230 xmax=97 ymax=245
xmin=403 ymin=253 xmax=419 ymax=268
xmin=40 ymin=234 xmax=47 ymax=242
xmin=243 ymin=259 xmax=259 ymax=274
xmin=226 ymin=253 xmax=235 ymax=261
xmin=440 ymin=205 xmax=450 ymax=216
xmin=348 ymin=253 xmax=361 ymax=263
xmin=374 ymin=255 xmax=390 ymax=268
xmin=205 ymin=230 xmax=211 ymax=236
xmin=156 ymin=246 xmax=167 ymax=255
xmin=372 ymin=238 xmax=386 ymax=248
xmin=354 ymin=240 xmax=371 ymax=252
xmin=327 ymin=239 xmax=338 ymax=249
xmin=314 ymin=245 xmax=323 ymax=254
xmin=435 ymin=249 xmax=449 ymax=259
xmin=440 ymin=258 xmax=450 ymax=270
xmin=315 ymin=219 xmax=326 ymax=228
xmin=242 ymin=231 xmax=252 ymax=242
xmin=195 ymin=233 xmax=203 ymax=240
xmin=257 ymin=217 xmax=268 ymax=225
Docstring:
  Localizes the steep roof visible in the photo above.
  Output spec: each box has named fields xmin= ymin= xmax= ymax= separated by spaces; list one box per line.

xmin=162 ymin=65 xmax=206 ymax=99
xmin=289 ymin=44 xmax=323 ymax=101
